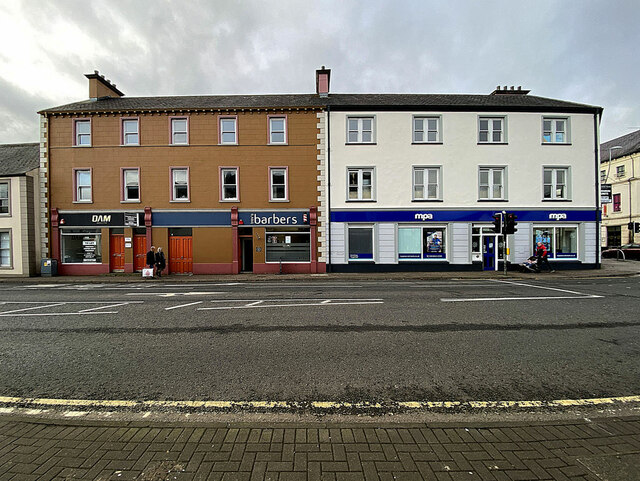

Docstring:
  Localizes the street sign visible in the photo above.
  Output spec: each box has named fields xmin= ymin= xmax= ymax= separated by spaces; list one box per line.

xmin=601 ymin=184 xmax=612 ymax=204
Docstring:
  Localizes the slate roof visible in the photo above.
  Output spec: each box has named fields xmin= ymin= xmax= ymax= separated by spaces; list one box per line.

xmin=600 ymin=129 xmax=640 ymax=162
xmin=40 ymin=93 xmax=602 ymax=115
xmin=0 ymin=143 xmax=39 ymax=176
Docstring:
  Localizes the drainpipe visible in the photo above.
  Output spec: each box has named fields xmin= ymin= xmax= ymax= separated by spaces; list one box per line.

xmin=326 ymin=105 xmax=332 ymax=272
xmin=629 ymin=155 xmax=635 ymax=243
xmin=594 ymin=112 xmax=601 ymax=269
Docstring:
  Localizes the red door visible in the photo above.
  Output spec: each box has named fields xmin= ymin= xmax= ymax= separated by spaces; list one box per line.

xmin=169 ymin=236 xmax=193 ymax=274
xmin=133 ymin=235 xmax=146 ymax=272
xmin=109 ymin=234 xmax=125 ymax=272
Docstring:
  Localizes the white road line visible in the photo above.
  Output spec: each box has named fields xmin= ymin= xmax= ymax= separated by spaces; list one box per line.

xmin=0 ymin=303 xmax=65 ymax=315
xmin=78 ymin=303 xmax=131 ymax=313
xmin=490 ymin=279 xmax=588 ymax=296
xmin=165 ymin=301 xmax=203 ymax=311
xmin=198 ymin=301 xmax=384 ymax=310
xmin=321 ymin=300 xmax=332 ymax=304
xmin=244 ymin=301 xmax=264 ymax=307
xmin=125 ymin=292 xmax=224 ymax=296
xmin=441 ymin=295 xmax=602 ymax=302
xmin=206 ymin=298 xmax=382 ymax=303
xmin=0 ymin=312 xmax=118 ymax=317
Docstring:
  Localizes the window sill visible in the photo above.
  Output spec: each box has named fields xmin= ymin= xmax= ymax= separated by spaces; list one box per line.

xmin=73 ymin=145 xmax=92 ymax=148
xmin=541 ymin=199 xmax=571 ymax=202
xmin=121 ymin=144 xmax=140 ymax=147
xmin=541 ymin=142 xmax=572 ymax=146
xmin=477 ymin=142 xmax=508 ymax=145
xmin=218 ymin=143 xmax=238 ymax=146
xmin=121 ymin=200 xmax=141 ymax=204
xmin=268 ymin=143 xmax=288 ymax=146
xmin=73 ymin=200 xmax=93 ymax=204
xmin=220 ymin=199 xmax=239 ymax=203
xmin=412 ymin=199 xmax=443 ymax=202
xmin=170 ymin=200 xmax=191 ymax=203
xmin=345 ymin=142 xmax=377 ymax=146
xmin=269 ymin=199 xmax=290 ymax=203
xmin=170 ymin=143 xmax=189 ymax=147
xmin=411 ymin=142 xmax=443 ymax=145
xmin=346 ymin=200 xmax=377 ymax=203
xmin=477 ymin=199 xmax=508 ymax=202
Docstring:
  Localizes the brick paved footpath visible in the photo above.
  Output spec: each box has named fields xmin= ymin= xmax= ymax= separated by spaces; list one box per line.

xmin=1 ymin=415 xmax=639 ymax=480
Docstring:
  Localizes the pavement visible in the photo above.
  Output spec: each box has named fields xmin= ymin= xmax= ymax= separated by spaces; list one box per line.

xmin=1 ymin=258 xmax=639 ymax=480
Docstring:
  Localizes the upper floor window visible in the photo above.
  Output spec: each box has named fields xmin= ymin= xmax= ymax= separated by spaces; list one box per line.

xmin=348 ymin=168 xmax=374 ymax=201
xmin=219 ymin=117 xmax=238 ymax=145
xmin=171 ymin=168 xmax=189 ymax=201
xmin=269 ymin=117 xmax=287 ymax=144
xmin=75 ymin=169 xmax=92 ymax=202
xmin=221 ymin=168 xmax=239 ymax=201
xmin=269 ymin=167 xmax=288 ymax=201
xmin=74 ymin=119 xmax=91 ymax=146
xmin=171 ymin=118 xmax=188 ymax=145
xmin=0 ymin=182 xmax=8 ymax=215
xmin=413 ymin=167 xmax=440 ymax=200
xmin=122 ymin=119 xmax=139 ymax=145
xmin=616 ymin=165 xmax=626 ymax=178
xmin=543 ymin=167 xmax=569 ymax=200
xmin=478 ymin=117 xmax=505 ymax=143
xmin=613 ymin=193 xmax=621 ymax=212
xmin=478 ymin=167 xmax=505 ymax=200
xmin=347 ymin=117 xmax=374 ymax=144
xmin=542 ymin=117 xmax=568 ymax=143
xmin=413 ymin=116 xmax=441 ymax=143
xmin=0 ymin=231 xmax=10 ymax=267
xmin=123 ymin=169 xmax=140 ymax=201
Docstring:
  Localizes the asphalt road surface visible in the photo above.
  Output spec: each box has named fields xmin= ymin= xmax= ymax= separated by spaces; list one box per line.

xmin=0 ymin=277 xmax=638 ymax=404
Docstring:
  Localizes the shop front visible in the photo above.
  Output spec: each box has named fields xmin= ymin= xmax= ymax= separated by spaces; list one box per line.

xmin=329 ymin=209 xmax=598 ymax=271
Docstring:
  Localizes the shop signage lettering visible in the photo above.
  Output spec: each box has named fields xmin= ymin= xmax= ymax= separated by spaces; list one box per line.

xmin=549 ymin=213 xmax=567 ymax=220
xmin=250 ymin=213 xmax=299 ymax=225
xmin=92 ymin=215 xmax=111 ymax=224
xmin=414 ymin=213 xmax=434 ymax=221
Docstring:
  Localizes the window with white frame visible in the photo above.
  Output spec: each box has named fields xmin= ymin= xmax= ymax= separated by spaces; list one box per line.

xmin=398 ymin=226 xmax=446 ymax=260
xmin=122 ymin=119 xmax=139 ymax=145
xmin=347 ymin=117 xmax=374 ymax=144
xmin=348 ymin=226 xmax=373 ymax=260
xmin=478 ymin=167 xmax=505 ymax=200
xmin=0 ymin=182 xmax=8 ymax=214
xmin=533 ymin=226 xmax=578 ymax=259
xmin=269 ymin=168 xmax=287 ymax=201
xmin=0 ymin=231 xmax=10 ymax=267
xmin=543 ymin=167 xmax=569 ymax=200
xmin=74 ymin=120 xmax=91 ymax=146
xmin=413 ymin=167 xmax=440 ymax=200
xmin=413 ymin=116 xmax=440 ymax=143
xmin=75 ymin=170 xmax=92 ymax=202
xmin=347 ymin=168 xmax=374 ymax=200
xmin=221 ymin=168 xmax=238 ymax=200
xmin=269 ymin=117 xmax=287 ymax=144
xmin=123 ymin=169 xmax=140 ymax=201
xmin=171 ymin=168 xmax=189 ymax=201
xmin=616 ymin=165 xmax=626 ymax=178
xmin=171 ymin=118 xmax=188 ymax=145
xmin=478 ymin=117 xmax=505 ymax=143
xmin=220 ymin=118 xmax=237 ymax=144
xmin=542 ymin=117 xmax=568 ymax=143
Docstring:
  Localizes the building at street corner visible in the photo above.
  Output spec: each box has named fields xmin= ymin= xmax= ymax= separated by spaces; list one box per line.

xmin=39 ymin=71 xmax=327 ymax=275
xmin=319 ymin=82 xmax=603 ymax=271
xmin=599 ymin=129 xmax=640 ymax=247
xmin=0 ymin=143 xmax=42 ymax=276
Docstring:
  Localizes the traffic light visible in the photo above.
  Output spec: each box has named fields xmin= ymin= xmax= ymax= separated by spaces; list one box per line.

xmin=504 ymin=213 xmax=518 ymax=234
xmin=492 ymin=213 xmax=503 ymax=234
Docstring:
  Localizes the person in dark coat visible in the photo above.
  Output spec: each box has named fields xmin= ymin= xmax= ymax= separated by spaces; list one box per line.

xmin=155 ymin=247 xmax=166 ymax=277
xmin=536 ymin=242 xmax=554 ymax=273
xmin=146 ymin=246 xmax=156 ymax=274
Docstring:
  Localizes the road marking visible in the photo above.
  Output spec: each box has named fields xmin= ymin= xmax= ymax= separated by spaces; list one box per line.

xmin=441 ymin=295 xmax=602 ymax=302
xmin=198 ymin=299 xmax=384 ymax=310
xmin=126 ymin=292 xmax=224 ymax=296
xmin=490 ymin=279 xmax=589 ymax=296
xmin=0 ymin=395 xmax=638 ymax=411
xmin=244 ymin=301 xmax=264 ymax=307
xmin=0 ymin=312 xmax=119 ymax=317
xmin=0 ymin=303 xmax=65 ymax=315
xmin=79 ymin=302 xmax=132 ymax=313
xmin=165 ymin=301 xmax=203 ymax=311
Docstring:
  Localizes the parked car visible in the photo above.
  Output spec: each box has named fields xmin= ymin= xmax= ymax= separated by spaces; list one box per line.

xmin=602 ymin=243 xmax=640 ymax=260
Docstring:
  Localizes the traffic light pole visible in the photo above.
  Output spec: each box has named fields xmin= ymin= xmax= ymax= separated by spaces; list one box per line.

xmin=502 ymin=210 xmax=507 ymax=276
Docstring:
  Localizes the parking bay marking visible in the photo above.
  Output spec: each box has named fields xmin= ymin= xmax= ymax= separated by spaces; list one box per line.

xmin=198 ymin=298 xmax=384 ymax=310
xmin=441 ymin=279 xmax=603 ymax=302
xmin=0 ymin=301 xmax=143 ymax=317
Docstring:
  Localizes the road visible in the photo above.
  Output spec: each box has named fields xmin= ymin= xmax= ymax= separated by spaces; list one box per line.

xmin=0 ymin=277 xmax=638 ymax=405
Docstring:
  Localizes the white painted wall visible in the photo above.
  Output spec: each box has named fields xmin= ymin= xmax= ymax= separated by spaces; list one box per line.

xmin=329 ymin=110 xmax=597 ymax=209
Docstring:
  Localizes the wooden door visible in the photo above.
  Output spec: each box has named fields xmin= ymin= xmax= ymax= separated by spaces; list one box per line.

xmin=169 ymin=236 xmax=193 ymax=274
xmin=133 ymin=235 xmax=146 ymax=272
xmin=109 ymin=234 xmax=125 ymax=272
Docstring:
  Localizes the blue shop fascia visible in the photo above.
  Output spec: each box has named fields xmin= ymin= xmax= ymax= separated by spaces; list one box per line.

xmin=327 ymin=208 xmax=599 ymax=272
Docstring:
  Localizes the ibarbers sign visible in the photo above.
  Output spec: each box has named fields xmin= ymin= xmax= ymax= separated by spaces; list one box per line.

xmin=239 ymin=211 xmax=308 ymax=226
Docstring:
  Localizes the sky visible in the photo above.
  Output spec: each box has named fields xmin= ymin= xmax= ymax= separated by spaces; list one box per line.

xmin=0 ymin=0 xmax=638 ymax=144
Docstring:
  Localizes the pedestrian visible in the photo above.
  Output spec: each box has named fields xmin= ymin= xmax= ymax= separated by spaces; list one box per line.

xmin=536 ymin=241 xmax=554 ymax=273
xmin=146 ymin=246 xmax=156 ymax=275
xmin=155 ymin=246 xmax=166 ymax=278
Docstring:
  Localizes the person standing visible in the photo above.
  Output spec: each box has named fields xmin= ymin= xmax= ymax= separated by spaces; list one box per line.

xmin=536 ymin=242 xmax=554 ymax=273
xmin=155 ymin=247 xmax=166 ymax=277
xmin=146 ymin=246 xmax=156 ymax=275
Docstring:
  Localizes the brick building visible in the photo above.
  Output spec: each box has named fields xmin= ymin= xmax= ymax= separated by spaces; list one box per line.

xmin=39 ymin=71 xmax=327 ymax=275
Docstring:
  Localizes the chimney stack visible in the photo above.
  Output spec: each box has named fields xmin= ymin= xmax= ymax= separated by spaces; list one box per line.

xmin=85 ymin=70 xmax=125 ymax=100
xmin=490 ymin=85 xmax=530 ymax=95
xmin=316 ymin=66 xmax=331 ymax=98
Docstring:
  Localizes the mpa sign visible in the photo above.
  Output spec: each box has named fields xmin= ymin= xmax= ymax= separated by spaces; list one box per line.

xmin=549 ymin=213 xmax=567 ymax=221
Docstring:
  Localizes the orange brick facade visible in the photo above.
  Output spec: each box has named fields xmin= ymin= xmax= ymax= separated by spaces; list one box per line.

xmin=45 ymin=109 xmax=325 ymax=275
